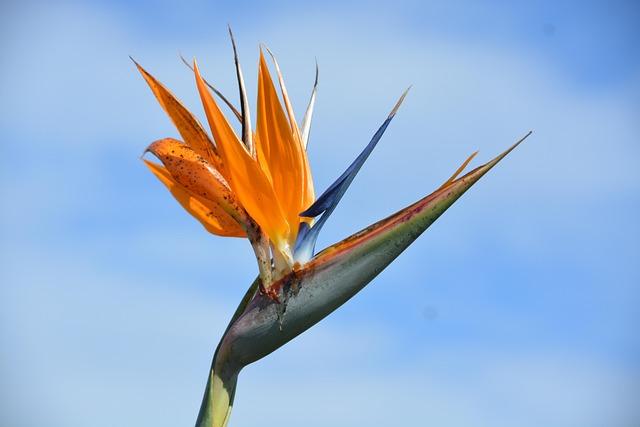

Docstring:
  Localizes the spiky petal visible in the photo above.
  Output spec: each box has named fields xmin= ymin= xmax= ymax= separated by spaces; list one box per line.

xmin=179 ymin=54 xmax=243 ymax=122
xmin=143 ymin=159 xmax=245 ymax=237
xmin=300 ymin=61 xmax=319 ymax=149
xmin=255 ymin=51 xmax=313 ymax=247
xmin=194 ymin=60 xmax=292 ymax=253
xmin=132 ymin=58 xmax=222 ymax=171
xmin=228 ymin=27 xmax=254 ymax=156
xmin=294 ymin=88 xmax=410 ymax=261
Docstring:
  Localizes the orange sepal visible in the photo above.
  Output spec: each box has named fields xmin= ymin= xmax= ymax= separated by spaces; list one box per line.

xmin=146 ymin=138 xmax=247 ymax=224
xmin=439 ymin=151 xmax=479 ymax=190
xmin=133 ymin=59 xmax=222 ymax=171
xmin=144 ymin=159 xmax=246 ymax=237
xmin=256 ymin=51 xmax=312 ymax=241
xmin=193 ymin=60 xmax=290 ymax=247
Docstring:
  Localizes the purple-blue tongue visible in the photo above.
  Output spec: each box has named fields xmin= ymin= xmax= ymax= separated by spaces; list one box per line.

xmin=294 ymin=88 xmax=410 ymax=262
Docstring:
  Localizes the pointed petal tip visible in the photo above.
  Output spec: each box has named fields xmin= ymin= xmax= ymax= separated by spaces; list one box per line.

xmin=179 ymin=52 xmax=189 ymax=68
xmin=141 ymin=142 xmax=161 ymax=161
xmin=140 ymin=147 xmax=151 ymax=160
xmin=228 ymin=27 xmax=253 ymax=154
xmin=263 ymin=44 xmax=276 ymax=59
xmin=130 ymin=57 xmax=155 ymax=80
xmin=261 ymin=42 xmax=302 ymax=139
xmin=227 ymin=25 xmax=238 ymax=52
xmin=388 ymin=86 xmax=411 ymax=118
xmin=486 ymin=130 xmax=532 ymax=168
xmin=130 ymin=56 xmax=146 ymax=74
xmin=300 ymin=60 xmax=319 ymax=149
xmin=438 ymin=150 xmax=479 ymax=190
xmin=181 ymin=52 xmax=243 ymax=122
xmin=452 ymin=130 xmax=531 ymax=190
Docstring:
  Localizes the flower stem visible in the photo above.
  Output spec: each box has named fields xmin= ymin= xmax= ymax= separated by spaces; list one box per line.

xmin=194 ymin=279 xmax=258 ymax=427
xmin=195 ymin=356 xmax=239 ymax=427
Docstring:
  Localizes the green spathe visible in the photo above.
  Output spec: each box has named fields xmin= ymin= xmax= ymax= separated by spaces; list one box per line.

xmin=196 ymin=133 xmax=531 ymax=427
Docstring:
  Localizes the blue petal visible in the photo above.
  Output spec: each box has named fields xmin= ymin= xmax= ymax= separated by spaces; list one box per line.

xmin=293 ymin=221 xmax=316 ymax=262
xmin=294 ymin=88 xmax=410 ymax=262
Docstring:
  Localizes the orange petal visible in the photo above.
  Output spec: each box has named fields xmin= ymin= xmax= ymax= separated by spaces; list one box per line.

xmin=144 ymin=159 xmax=245 ymax=237
xmin=146 ymin=138 xmax=248 ymax=226
xmin=179 ymin=54 xmax=243 ymax=123
xmin=193 ymin=60 xmax=290 ymax=247
xmin=264 ymin=46 xmax=300 ymax=139
xmin=256 ymin=51 xmax=313 ymax=241
xmin=133 ymin=59 xmax=222 ymax=171
xmin=439 ymin=151 xmax=479 ymax=190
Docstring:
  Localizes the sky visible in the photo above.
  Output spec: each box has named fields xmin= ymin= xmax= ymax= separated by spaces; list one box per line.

xmin=1 ymin=0 xmax=639 ymax=426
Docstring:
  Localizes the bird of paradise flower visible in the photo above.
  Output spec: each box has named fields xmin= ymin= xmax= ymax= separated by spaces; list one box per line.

xmin=134 ymin=29 xmax=530 ymax=427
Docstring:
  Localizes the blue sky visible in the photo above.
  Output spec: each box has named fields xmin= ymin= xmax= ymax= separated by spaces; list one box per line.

xmin=1 ymin=1 xmax=639 ymax=426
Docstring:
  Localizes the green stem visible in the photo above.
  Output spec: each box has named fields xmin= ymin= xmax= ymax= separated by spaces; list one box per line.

xmin=194 ymin=279 xmax=258 ymax=427
xmin=194 ymin=356 xmax=239 ymax=427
